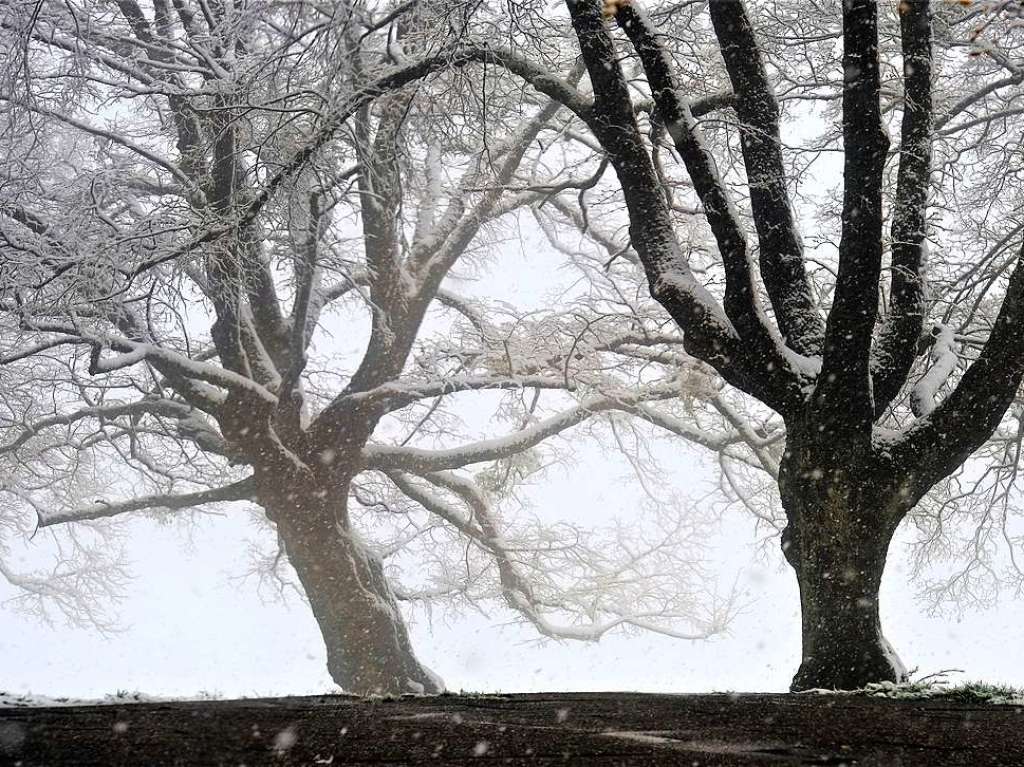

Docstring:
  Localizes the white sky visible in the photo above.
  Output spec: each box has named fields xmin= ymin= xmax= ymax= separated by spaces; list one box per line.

xmin=2 ymin=78 xmax=1022 ymax=701
xmin=2 ymin=434 xmax=1022 ymax=699
xmin=3 ymin=228 xmax=1022 ymax=701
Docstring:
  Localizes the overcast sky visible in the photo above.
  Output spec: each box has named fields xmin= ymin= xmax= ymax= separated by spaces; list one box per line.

xmin=2 ymin=94 xmax=1022 ymax=701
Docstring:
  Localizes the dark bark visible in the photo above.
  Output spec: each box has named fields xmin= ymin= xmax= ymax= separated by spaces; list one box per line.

xmin=570 ymin=0 xmax=804 ymax=414
xmin=812 ymin=0 xmax=889 ymax=435
xmin=708 ymin=1 xmax=825 ymax=357
xmin=615 ymin=4 xmax=784 ymax=365
xmin=564 ymin=0 xmax=1014 ymax=691
xmin=258 ymin=472 xmax=443 ymax=696
xmin=779 ymin=432 xmax=911 ymax=690
xmin=871 ymin=1 xmax=934 ymax=416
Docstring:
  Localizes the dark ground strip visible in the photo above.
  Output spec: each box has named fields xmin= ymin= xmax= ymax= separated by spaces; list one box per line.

xmin=1 ymin=692 xmax=1022 ymax=766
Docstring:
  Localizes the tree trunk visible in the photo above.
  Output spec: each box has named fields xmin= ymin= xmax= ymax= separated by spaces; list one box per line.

xmin=779 ymin=444 xmax=908 ymax=691
xmin=261 ymin=481 xmax=443 ymax=696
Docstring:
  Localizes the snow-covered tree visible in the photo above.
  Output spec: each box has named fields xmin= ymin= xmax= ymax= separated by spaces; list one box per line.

xmin=0 ymin=0 xmax=748 ymax=694
xmin=7 ymin=0 xmax=1024 ymax=697
xmin=430 ymin=0 xmax=1024 ymax=690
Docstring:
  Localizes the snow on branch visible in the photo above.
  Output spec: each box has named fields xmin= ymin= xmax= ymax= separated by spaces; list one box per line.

xmin=388 ymin=469 xmax=732 ymax=643
xmin=461 ymin=46 xmax=592 ymax=120
xmin=630 ymin=404 xmax=737 ymax=454
xmin=342 ymin=373 xmax=571 ymax=411
xmin=910 ymin=325 xmax=959 ymax=418
xmin=363 ymin=387 xmax=676 ymax=472
xmin=0 ymin=398 xmax=197 ymax=455
xmin=13 ymin=316 xmax=270 ymax=405
xmin=75 ymin=331 xmax=277 ymax=405
xmin=37 ymin=477 xmax=256 ymax=527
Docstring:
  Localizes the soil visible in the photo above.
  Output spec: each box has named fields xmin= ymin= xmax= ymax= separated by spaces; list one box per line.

xmin=1 ymin=691 xmax=1022 ymax=766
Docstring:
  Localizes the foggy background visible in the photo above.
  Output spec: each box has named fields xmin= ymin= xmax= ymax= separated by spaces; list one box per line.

xmin=2 ymin=91 xmax=1022 ymax=701
xmin=2 ymin=433 xmax=1021 ymax=699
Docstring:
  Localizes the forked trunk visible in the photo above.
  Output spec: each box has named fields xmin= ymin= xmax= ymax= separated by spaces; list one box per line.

xmin=780 ymin=447 xmax=908 ymax=691
xmin=261 ymin=481 xmax=443 ymax=696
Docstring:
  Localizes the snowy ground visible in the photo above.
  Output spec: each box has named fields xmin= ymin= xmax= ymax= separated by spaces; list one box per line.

xmin=0 ymin=690 xmax=186 ymax=708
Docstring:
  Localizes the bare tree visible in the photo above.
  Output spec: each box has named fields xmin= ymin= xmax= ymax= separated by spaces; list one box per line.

xmin=0 ymin=0 xmax=746 ymax=694
xmin=440 ymin=0 xmax=1024 ymax=690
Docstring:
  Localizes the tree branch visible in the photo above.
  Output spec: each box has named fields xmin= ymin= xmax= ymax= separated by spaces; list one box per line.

xmin=362 ymin=388 xmax=674 ymax=472
xmin=558 ymin=0 xmax=797 ymax=412
xmin=893 ymin=246 xmax=1024 ymax=490
xmin=871 ymin=1 xmax=934 ymax=417
xmin=613 ymin=3 xmax=777 ymax=356
xmin=707 ymin=0 xmax=825 ymax=357
xmin=37 ymin=477 xmax=256 ymax=527
xmin=0 ymin=398 xmax=196 ymax=455
xmin=812 ymin=0 xmax=890 ymax=436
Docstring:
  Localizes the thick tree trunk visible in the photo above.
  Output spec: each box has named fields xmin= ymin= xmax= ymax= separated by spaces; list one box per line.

xmin=260 ymin=480 xmax=443 ymax=696
xmin=779 ymin=444 xmax=908 ymax=691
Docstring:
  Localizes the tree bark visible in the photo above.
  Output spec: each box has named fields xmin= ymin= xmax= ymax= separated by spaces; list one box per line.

xmin=260 ymin=479 xmax=443 ymax=696
xmin=779 ymin=440 xmax=908 ymax=691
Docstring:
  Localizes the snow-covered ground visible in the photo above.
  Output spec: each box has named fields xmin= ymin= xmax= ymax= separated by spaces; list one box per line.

xmin=0 ymin=690 xmax=184 ymax=708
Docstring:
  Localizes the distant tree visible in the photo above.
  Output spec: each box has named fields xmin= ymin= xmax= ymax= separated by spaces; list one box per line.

xmin=0 ymin=0 xmax=750 ymax=694
xmin=446 ymin=0 xmax=1024 ymax=690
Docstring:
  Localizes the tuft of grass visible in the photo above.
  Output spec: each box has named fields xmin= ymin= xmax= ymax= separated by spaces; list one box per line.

xmin=804 ymin=671 xmax=1024 ymax=705
xmin=919 ymin=680 xmax=1022 ymax=705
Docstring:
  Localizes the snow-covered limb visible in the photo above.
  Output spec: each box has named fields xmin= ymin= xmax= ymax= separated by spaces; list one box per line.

xmin=707 ymin=398 xmax=782 ymax=480
xmin=431 ymin=291 xmax=492 ymax=336
xmin=459 ymin=45 xmax=592 ymax=122
xmin=629 ymin=403 xmax=738 ymax=454
xmin=0 ymin=399 xmax=197 ymax=455
xmin=88 ymin=345 xmax=149 ymax=374
xmin=614 ymin=0 xmax=796 ymax=370
xmin=383 ymin=471 xmax=486 ymax=545
xmin=76 ymin=331 xmax=276 ymax=405
xmin=37 ymin=477 xmax=255 ymax=527
xmin=0 ymin=337 xmax=79 ymax=365
xmin=936 ymin=73 xmax=1024 ymax=132
xmin=910 ymin=325 xmax=959 ymax=418
xmin=341 ymin=373 xmax=571 ymax=411
xmin=363 ymin=387 xmax=678 ymax=472
xmin=894 ymin=246 xmax=1024 ymax=486
xmin=387 ymin=469 xmax=729 ymax=643
xmin=9 ymin=314 xmax=268 ymax=407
